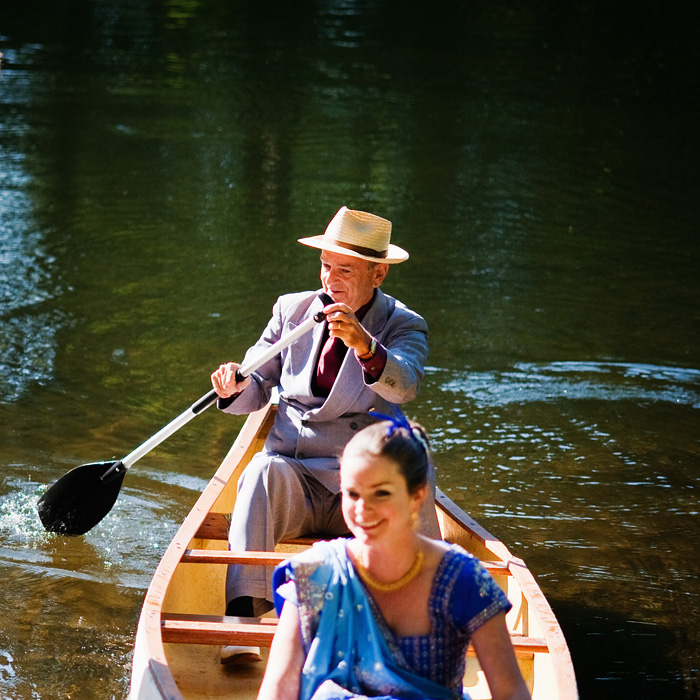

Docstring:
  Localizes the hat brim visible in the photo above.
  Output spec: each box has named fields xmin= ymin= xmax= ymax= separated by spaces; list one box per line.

xmin=298 ymin=235 xmax=409 ymax=264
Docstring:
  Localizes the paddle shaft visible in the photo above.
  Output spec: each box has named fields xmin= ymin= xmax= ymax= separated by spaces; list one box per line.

xmin=106 ymin=306 xmax=327 ymax=476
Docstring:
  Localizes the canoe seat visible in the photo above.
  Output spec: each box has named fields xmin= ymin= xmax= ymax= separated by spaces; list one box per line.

xmin=160 ymin=613 xmax=545 ymax=659
xmin=468 ymin=635 xmax=548 ymax=660
xmin=182 ymin=549 xmax=289 ymax=566
xmin=181 ymin=548 xmax=512 ymax=577
xmin=194 ymin=512 xmax=334 ymax=546
xmin=161 ymin=613 xmax=277 ymax=646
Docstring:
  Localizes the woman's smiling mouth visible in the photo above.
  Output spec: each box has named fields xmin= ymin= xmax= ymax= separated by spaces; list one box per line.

xmin=355 ymin=519 xmax=381 ymax=530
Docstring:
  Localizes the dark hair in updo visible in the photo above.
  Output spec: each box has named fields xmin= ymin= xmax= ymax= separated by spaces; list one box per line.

xmin=341 ymin=419 xmax=431 ymax=495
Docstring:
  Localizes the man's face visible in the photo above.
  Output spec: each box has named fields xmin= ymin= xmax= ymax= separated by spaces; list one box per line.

xmin=320 ymin=251 xmax=388 ymax=311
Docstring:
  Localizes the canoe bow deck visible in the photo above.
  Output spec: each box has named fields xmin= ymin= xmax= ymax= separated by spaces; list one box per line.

xmin=129 ymin=403 xmax=578 ymax=700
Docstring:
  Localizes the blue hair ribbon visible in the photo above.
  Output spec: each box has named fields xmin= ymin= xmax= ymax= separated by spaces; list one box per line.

xmin=369 ymin=407 xmax=429 ymax=453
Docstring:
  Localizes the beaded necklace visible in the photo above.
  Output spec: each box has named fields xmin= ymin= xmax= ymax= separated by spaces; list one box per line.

xmin=355 ymin=548 xmax=425 ymax=593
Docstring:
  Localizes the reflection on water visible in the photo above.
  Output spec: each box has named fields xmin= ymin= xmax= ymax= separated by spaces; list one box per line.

xmin=0 ymin=189 xmax=64 ymax=402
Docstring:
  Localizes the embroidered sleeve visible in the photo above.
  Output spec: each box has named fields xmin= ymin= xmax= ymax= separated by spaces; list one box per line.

xmin=275 ymin=579 xmax=298 ymax=607
xmin=448 ymin=551 xmax=512 ymax=636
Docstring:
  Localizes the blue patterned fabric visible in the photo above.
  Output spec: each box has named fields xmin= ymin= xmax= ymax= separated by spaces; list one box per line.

xmin=272 ymin=539 xmax=512 ymax=700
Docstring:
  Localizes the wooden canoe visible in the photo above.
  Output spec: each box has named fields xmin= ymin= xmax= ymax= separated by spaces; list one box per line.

xmin=128 ymin=402 xmax=578 ymax=700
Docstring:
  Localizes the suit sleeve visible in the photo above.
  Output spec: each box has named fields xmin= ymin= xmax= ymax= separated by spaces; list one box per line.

xmin=366 ymin=307 xmax=428 ymax=405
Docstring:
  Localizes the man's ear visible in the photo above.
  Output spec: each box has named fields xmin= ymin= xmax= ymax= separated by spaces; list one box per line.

xmin=373 ymin=263 xmax=389 ymax=287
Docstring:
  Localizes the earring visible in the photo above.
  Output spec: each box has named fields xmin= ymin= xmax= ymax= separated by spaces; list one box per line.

xmin=411 ymin=512 xmax=419 ymax=530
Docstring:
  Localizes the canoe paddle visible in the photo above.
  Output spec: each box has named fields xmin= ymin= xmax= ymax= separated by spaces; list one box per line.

xmin=37 ymin=294 xmax=331 ymax=536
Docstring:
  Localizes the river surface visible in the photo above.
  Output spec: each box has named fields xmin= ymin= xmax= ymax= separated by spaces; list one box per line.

xmin=1 ymin=1 xmax=699 ymax=698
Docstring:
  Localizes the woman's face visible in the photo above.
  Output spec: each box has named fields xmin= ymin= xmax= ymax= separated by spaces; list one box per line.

xmin=340 ymin=452 xmax=424 ymax=545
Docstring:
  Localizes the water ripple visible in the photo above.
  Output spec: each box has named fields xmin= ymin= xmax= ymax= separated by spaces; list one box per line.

xmin=0 ymin=477 xmax=180 ymax=590
xmin=438 ymin=361 xmax=700 ymax=408
xmin=1 ymin=174 xmax=65 ymax=403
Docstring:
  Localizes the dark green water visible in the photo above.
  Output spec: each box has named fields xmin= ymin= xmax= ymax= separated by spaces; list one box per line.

xmin=1 ymin=1 xmax=699 ymax=698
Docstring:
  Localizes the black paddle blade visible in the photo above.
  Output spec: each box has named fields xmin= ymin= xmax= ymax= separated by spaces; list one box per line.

xmin=37 ymin=460 xmax=127 ymax=535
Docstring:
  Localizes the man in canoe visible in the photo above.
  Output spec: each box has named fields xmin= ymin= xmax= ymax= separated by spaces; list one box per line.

xmin=211 ymin=205 xmax=438 ymax=665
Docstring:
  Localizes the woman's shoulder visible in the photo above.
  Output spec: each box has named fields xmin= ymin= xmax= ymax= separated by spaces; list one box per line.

xmin=288 ymin=537 xmax=349 ymax=570
xmin=422 ymin=537 xmax=478 ymax=570
xmin=274 ymin=539 xmax=349 ymax=606
xmin=424 ymin=539 xmax=501 ymax=597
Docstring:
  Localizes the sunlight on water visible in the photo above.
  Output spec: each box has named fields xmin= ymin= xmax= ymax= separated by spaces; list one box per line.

xmin=0 ymin=649 xmax=16 ymax=681
xmin=133 ymin=468 xmax=210 ymax=493
xmin=0 ymin=174 xmax=65 ymax=403
xmin=0 ymin=487 xmax=42 ymax=542
xmin=439 ymin=362 xmax=700 ymax=409
xmin=414 ymin=362 xmax=700 ymax=524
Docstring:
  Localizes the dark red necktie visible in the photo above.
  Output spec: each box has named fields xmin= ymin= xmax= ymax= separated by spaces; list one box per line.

xmin=312 ymin=293 xmax=374 ymax=398
xmin=313 ymin=331 xmax=347 ymax=397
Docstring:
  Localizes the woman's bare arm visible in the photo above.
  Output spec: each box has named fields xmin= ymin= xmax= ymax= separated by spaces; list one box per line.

xmin=470 ymin=612 xmax=531 ymax=700
xmin=256 ymin=601 xmax=305 ymax=700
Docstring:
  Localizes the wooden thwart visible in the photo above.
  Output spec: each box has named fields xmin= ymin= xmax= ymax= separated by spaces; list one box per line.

xmin=161 ymin=612 xmax=546 ymax=659
xmin=181 ymin=548 xmax=512 ymax=578
xmin=194 ymin=512 xmax=316 ymax=546
xmin=161 ymin=613 xmax=276 ymax=646
xmin=181 ymin=549 xmax=288 ymax=566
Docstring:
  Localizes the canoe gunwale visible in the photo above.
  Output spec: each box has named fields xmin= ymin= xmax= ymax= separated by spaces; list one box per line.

xmin=435 ymin=492 xmax=578 ymax=700
xmin=134 ymin=403 xmax=276 ymax=700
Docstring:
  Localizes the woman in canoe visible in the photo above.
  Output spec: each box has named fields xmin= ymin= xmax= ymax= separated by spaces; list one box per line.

xmin=257 ymin=413 xmax=530 ymax=700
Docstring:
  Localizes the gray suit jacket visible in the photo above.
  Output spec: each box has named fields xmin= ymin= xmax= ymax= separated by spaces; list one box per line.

xmin=220 ymin=289 xmax=429 ymax=491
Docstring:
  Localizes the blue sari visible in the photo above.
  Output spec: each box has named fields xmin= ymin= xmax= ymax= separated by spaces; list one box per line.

xmin=272 ymin=539 xmax=511 ymax=700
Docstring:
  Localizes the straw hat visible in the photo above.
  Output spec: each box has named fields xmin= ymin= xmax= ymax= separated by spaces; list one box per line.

xmin=298 ymin=206 xmax=409 ymax=264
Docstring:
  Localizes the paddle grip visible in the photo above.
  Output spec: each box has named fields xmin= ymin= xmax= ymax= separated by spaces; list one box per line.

xmin=191 ymin=389 xmax=220 ymax=414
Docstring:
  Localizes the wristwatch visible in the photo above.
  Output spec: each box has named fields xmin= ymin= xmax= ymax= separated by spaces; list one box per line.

xmin=358 ymin=337 xmax=377 ymax=361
